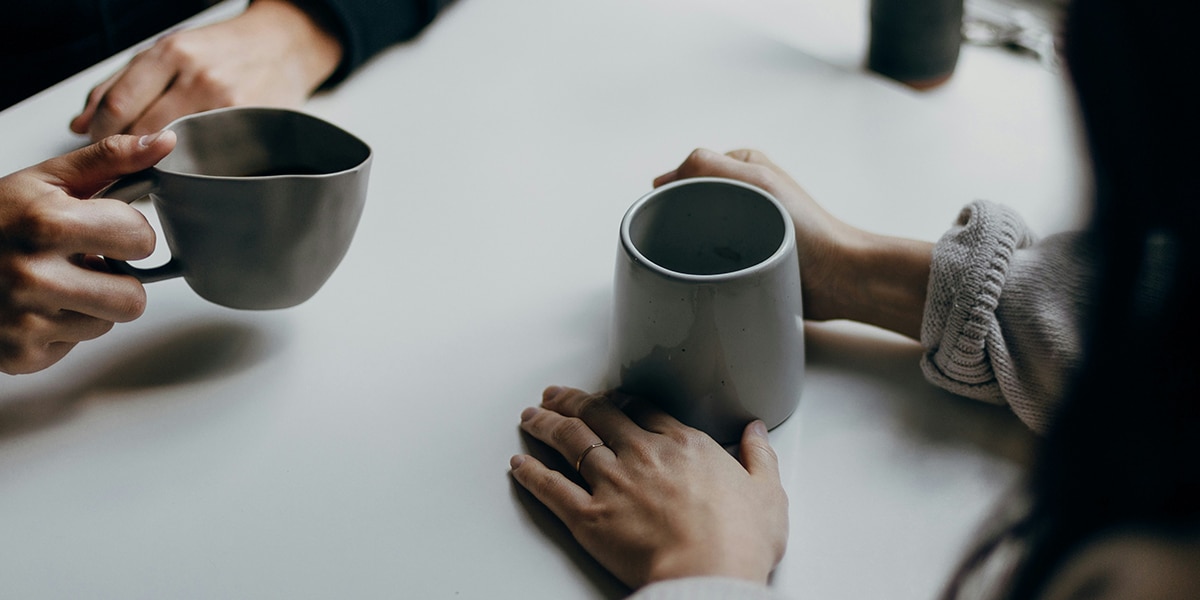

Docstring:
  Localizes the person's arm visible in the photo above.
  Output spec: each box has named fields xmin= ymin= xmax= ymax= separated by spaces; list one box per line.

xmin=71 ymin=0 xmax=344 ymax=141
xmin=0 ymin=132 xmax=176 ymax=374
xmin=920 ymin=201 xmax=1094 ymax=433
xmin=656 ymin=149 xmax=1093 ymax=432
xmin=654 ymin=148 xmax=932 ymax=340
xmin=309 ymin=0 xmax=454 ymax=88
xmin=68 ymin=0 xmax=454 ymax=142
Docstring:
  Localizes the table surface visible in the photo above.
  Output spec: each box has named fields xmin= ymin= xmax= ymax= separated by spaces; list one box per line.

xmin=1 ymin=0 xmax=1085 ymax=597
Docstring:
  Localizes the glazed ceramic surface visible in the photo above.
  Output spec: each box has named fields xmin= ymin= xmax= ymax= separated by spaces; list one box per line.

xmin=101 ymin=106 xmax=372 ymax=310
xmin=609 ymin=177 xmax=805 ymax=443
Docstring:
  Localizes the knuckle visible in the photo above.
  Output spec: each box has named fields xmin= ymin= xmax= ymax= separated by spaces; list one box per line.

xmin=551 ymin=417 xmax=589 ymax=447
xmin=88 ymin=199 xmax=155 ymax=258
xmin=686 ymin=147 xmax=710 ymax=163
xmin=95 ymin=134 xmax=127 ymax=160
xmin=670 ymin=426 xmax=709 ymax=449
xmin=18 ymin=276 xmax=66 ymax=312
xmin=98 ymin=92 xmax=135 ymax=124
xmin=774 ymin=484 xmax=789 ymax=510
xmin=681 ymin=148 xmax=708 ymax=171
xmin=753 ymin=438 xmax=780 ymax=464
xmin=111 ymin=285 xmax=148 ymax=322
xmin=740 ymin=148 xmax=766 ymax=162
xmin=125 ymin=223 xmax=156 ymax=259
xmin=189 ymin=65 xmax=216 ymax=84
xmin=14 ymin=205 xmax=70 ymax=250
xmin=575 ymin=502 xmax=610 ymax=528
xmin=0 ymin=262 xmax=36 ymax=304
xmin=87 ymin=85 xmax=107 ymax=105
xmin=543 ymin=386 xmax=584 ymax=411
xmin=576 ymin=393 xmax=609 ymax=419
xmin=528 ymin=469 xmax=576 ymax=513
xmin=131 ymin=237 xmax=155 ymax=261
xmin=0 ymin=351 xmax=32 ymax=375
xmin=133 ymin=234 xmax=156 ymax=260
xmin=156 ymin=34 xmax=192 ymax=63
xmin=0 ymin=320 xmax=46 ymax=374
xmin=190 ymin=69 xmax=237 ymax=105
xmin=624 ymin=437 xmax=659 ymax=467
xmin=678 ymin=148 xmax=723 ymax=178
xmin=529 ymin=468 xmax=559 ymax=496
xmin=1 ymin=310 xmax=38 ymax=332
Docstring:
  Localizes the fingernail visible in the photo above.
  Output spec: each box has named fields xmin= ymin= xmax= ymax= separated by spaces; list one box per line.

xmin=750 ymin=420 xmax=768 ymax=436
xmin=542 ymin=386 xmax=562 ymax=402
xmin=510 ymin=455 xmax=526 ymax=470
xmin=520 ymin=406 xmax=539 ymax=422
xmin=138 ymin=130 xmax=166 ymax=147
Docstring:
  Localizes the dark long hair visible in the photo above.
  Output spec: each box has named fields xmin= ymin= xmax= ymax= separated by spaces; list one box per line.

xmin=945 ymin=0 xmax=1200 ymax=597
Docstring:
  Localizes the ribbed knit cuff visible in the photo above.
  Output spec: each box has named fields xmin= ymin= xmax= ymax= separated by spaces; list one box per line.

xmin=920 ymin=201 xmax=1036 ymax=402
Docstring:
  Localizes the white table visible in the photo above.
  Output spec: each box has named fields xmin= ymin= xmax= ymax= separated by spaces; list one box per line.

xmin=1 ymin=0 xmax=1084 ymax=597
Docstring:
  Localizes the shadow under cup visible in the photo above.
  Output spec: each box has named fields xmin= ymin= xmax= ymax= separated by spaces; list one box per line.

xmin=103 ymin=107 xmax=372 ymax=310
xmin=610 ymin=178 xmax=805 ymax=444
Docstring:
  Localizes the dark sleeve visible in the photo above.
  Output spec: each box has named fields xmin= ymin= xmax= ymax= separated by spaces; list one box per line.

xmin=294 ymin=0 xmax=454 ymax=87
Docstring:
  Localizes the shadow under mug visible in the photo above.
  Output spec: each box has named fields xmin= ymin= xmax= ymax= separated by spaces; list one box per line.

xmin=98 ymin=107 xmax=372 ymax=310
xmin=608 ymin=177 xmax=805 ymax=444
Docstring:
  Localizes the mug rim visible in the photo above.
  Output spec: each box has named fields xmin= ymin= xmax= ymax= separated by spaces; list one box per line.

xmin=152 ymin=106 xmax=372 ymax=181
xmin=620 ymin=176 xmax=797 ymax=282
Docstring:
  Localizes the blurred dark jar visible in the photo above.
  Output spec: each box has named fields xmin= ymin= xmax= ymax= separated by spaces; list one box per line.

xmin=867 ymin=0 xmax=964 ymax=90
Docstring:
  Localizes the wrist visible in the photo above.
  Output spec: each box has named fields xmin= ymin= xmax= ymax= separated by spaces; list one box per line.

xmin=246 ymin=0 xmax=344 ymax=91
xmin=645 ymin=543 xmax=774 ymax=587
xmin=834 ymin=232 xmax=933 ymax=340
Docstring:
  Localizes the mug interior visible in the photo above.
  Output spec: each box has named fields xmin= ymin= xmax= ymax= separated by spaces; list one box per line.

xmin=628 ymin=180 xmax=787 ymax=276
xmin=157 ymin=108 xmax=370 ymax=178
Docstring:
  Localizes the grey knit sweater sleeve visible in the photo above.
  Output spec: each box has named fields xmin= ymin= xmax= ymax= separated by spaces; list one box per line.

xmin=920 ymin=200 xmax=1095 ymax=433
xmin=628 ymin=577 xmax=788 ymax=600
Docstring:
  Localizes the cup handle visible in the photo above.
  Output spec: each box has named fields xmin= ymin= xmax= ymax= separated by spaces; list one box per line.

xmin=95 ymin=170 xmax=184 ymax=283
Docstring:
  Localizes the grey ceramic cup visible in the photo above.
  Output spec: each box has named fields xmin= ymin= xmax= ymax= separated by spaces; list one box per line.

xmin=608 ymin=177 xmax=805 ymax=444
xmin=100 ymin=107 xmax=372 ymax=310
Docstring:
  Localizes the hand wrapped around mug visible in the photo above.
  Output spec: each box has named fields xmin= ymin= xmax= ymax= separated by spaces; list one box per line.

xmin=655 ymin=148 xmax=933 ymax=341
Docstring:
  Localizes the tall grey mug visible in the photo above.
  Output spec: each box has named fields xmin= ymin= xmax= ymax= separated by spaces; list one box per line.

xmin=608 ymin=177 xmax=805 ymax=444
xmin=98 ymin=106 xmax=372 ymax=310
